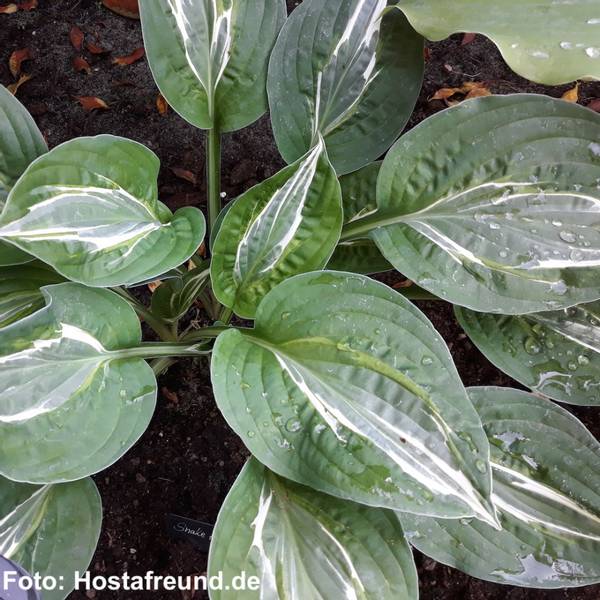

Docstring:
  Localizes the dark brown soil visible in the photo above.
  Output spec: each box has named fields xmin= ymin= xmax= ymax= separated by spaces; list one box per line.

xmin=1 ymin=1 xmax=600 ymax=599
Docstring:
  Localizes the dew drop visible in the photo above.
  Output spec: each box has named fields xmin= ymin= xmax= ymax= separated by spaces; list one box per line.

xmin=568 ymin=362 xmax=578 ymax=371
xmin=281 ymin=312 xmax=291 ymax=320
xmin=475 ymin=459 xmax=488 ymax=473
xmin=578 ymin=355 xmax=590 ymax=366
xmin=421 ymin=356 xmax=434 ymax=366
xmin=586 ymin=47 xmax=600 ymax=58
xmin=524 ymin=337 xmax=542 ymax=355
xmin=285 ymin=418 xmax=302 ymax=433
xmin=240 ymin=382 xmax=250 ymax=390
xmin=559 ymin=231 xmax=577 ymax=243
xmin=550 ymin=280 xmax=568 ymax=295
xmin=247 ymin=430 xmax=256 ymax=438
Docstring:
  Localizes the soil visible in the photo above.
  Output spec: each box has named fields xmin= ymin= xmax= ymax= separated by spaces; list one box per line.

xmin=1 ymin=1 xmax=600 ymax=599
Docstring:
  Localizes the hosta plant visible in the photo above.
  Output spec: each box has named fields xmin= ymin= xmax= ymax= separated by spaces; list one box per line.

xmin=1 ymin=0 xmax=600 ymax=598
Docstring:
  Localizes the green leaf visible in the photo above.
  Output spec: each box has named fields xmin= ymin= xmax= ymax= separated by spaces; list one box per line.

xmin=0 ymin=135 xmax=206 ymax=287
xmin=151 ymin=263 xmax=210 ymax=322
xmin=363 ymin=94 xmax=600 ymax=314
xmin=0 ymin=283 xmax=157 ymax=484
xmin=212 ymin=271 xmax=497 ymax=523
xmin=456 ymin=302 xmax=600 ymax=406
xmin=208 ymin=458 xmax=418 ymax=600
xmin=0 ymin=85 xmax=46 ymax=267
xmin=394 ymin=1 xmax=600 ymax=85
xmin=140 ymin=0 xmax=286 ymax=132
xmin=211 ymin=139 xmax=343 ymax=318
xmin=0 ymin=476 xmax=101 ymax=600
xmin=0 ymin=262 xmax=64 ymax=329
xmin=0 ymin=84 xmax=47 ymax=195
xmin=327 ymin=162 xmax=392 ymax=274
xmin=400 ymin=386 xmax=600 ymax=588
xmin=268 ymin=0 xmax=424 ymax=175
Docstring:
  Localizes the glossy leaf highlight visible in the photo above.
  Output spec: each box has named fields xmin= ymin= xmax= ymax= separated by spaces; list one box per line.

xmin=368 ymin=94 xmax=600 ymax=314
xmin=211 ymin=139 xmax=343 ymax=318
xmin=401 ymin=387 xmax=600 ymax=588
xmin=268 ymin=0 xmax=424 ymax=175
xmin=212 ymin=271 xmax=496 ymax=522
xmin=0 ymin=476 xmax=101 ymax=600
xmin=0 ymin=283 xmax=157 ymax=483
xmin=140 ymin=0 xmax=286 ymax=131
xmin=208 ymin=458 xmax=418 ymax=600
xmin=0 ymin=135 xmax=205 ymax=287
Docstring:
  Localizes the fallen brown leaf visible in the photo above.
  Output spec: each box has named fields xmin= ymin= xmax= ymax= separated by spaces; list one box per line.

xmin=76 ymin=96 xmax=110 ymax=111
xmin=72 ymin=56 xmax=91 ymax=74
xmin=112 ymin=47 xmax=144 ymax=66
xmin=465 ymin=86 xmax=492 ymax=99
xmin=18 ymin=0 xmax=37 ymax=9
xmin=392 ymin=279 xmax=414 ymax=290
xmin=0 ymin=4 xmax=18 ymax=13
xmin=69 ymin=25 xmax=84 ymax=50
xmin=171 ymin=167 xmax=197 ymax=185
xmin=102 ymin=0 xmax=139 ymax=18
xmin=9 ymin=47 xmax=31 ymax=78
xmin=86 ymin=41 xmax=109 ymax=55
xmin=7 ymin=73 xmax=31 ymax=95
xmin=156 ymin=93 xmax=168 ymax=115
xmin=561 ymin=83 xmax=579 ymax=103
xmin=588 ymin=98 xmax=600 ymax=112
xmin=462 ymin=32 xmax=476 ymax=45
xmin=423 ymin=47 xmax=431 ymax=62
xmin=197 ymin=242 xmax=207 ymax=258
xmin=430 ymin=81 xmax=491 ymax=105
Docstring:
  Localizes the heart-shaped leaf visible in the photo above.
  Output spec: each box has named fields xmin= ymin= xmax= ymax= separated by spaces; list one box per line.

xmin=208 ymin=458 xmax=418 ymax=600
xmin=0 ymin=263 xmax=64 ymax=329
xmin=327 ymin=162 xmax=392 ymax=274
xmin=212 ymin=271 xmax=497 ymax=523
xmin=0 ymin=84 xmax=46 ymax=267
xmin=211 ymin=139 xmax=343 ymax=318
xmin=400 ymin=387 xmax=600 ymax=588
xmin=394 ymin=1 xmax=600 ymax=85
xmin=0 ymin=283 xmax=157 ymax=483
xmin=456 ymin=302 xmax=600 ymax=406
xmin=140 ymin=0 xmax=286 ymax=132
xmin=268 ymin=0 xmax=424 ymax=175
xmin=0 ymin=476 xmax=101 ymax=600
xmin=353 ymin=95 xmax=600 ymax=314
xmin=0 ymin=135 xmax=205 ymax=287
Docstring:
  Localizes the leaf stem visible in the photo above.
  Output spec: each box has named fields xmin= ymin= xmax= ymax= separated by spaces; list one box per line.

xmin=112 ymin=287 xmax=176 ymax=342
xmin=181 ymin=324 xmax=232 ymax=343
xmin=207 ymin=125 xmax=222 ymax=234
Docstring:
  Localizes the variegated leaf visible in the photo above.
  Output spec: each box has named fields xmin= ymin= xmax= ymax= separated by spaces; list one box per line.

xmin=211 ymin=139 xmax=342 ymax=318
xmin=1 ymin=476 xmax=101 ymax=600
xmin=344 ymin=95 xmax=600 ymax=314
xmin=400 ymin=387 xmax=600 ymax=588
xmin=268 ymin=0 xmax=424 ymax=174
xmin=456 ymin=302 xmax=600 ymax=406
xmin=208 ymin=458 xmax=419 ymax=599
xmin=212 ymin=271 xmax=497 ymax=523
xmin=0 ymin=136 xmax=205 ymax=287
xmin=0 ymin=283 xmax=157 ymax=483
xmin=140 ymin=0 xmax=286 ymax=131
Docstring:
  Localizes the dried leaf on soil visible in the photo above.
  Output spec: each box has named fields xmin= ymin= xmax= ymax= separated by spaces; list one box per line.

xmin=76 ymin=96 xmax=110 ymax=111
xmin=430 ymin=81 xmax=491 ymax=105
xmin=588 ymin=98 xmax=600 ymax=112
xmin=0 ymin=4 xmax=18 ymax=13
xmin=147 ymin=280 xmax=162 ymax=293
xmin=9 ymin=47 xmax=31 ymax=78
xmin=171 ymin=167 xmax=197 ymax=185
xmin=73 ymin=56 xmax=91 ymax=74
xmin=69 ymin=25 xmax=84 ymax=50
xmin=161 ymin=387 xmax=178 ymax=405
xmin=561 ymin=83 xmax=579 ymax=103
xmin=87 ymin=41 xmax=109 ymax=55
xmin=7 ymin=73 xmax=31 ymax=95
xmin=102 ymin=0 xmax=139 ymax=19
xmin=18 ymin=0 xmax=36 ymax=8
xmin=112 ymin=47 xmax=144 ymax=66
xmin=461 ymin=33 xmax=476 ymax=45
xmin=156 ymin=93 xmax=168 ymax=115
